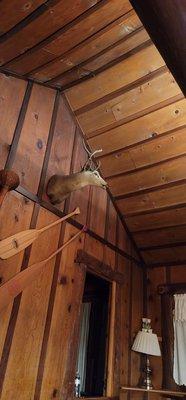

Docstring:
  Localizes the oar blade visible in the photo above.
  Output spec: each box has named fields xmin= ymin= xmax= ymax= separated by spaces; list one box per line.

xmin=0 ymin=260 xmax=45 ymax=312
xmin=0 ymin=229 xmax=39 ymax=259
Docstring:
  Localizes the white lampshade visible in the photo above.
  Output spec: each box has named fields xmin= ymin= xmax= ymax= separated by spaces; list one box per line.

xmin=132 ymin=330 xmax=161 ymax=356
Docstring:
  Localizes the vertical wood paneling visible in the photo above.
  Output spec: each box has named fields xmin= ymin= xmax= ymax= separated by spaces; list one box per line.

xmin=0 ymin=192 xmax=33 ymax=360
xmin=68 ymin=127 xmax=90 ymax=225
xmin=13 ymin=84 xmax=56 ymax=193
xmin=1 ymin=208 xmax=61 ymax=400
xmin=44 ymin=95 xmax=76 ymax=211
xmin=89 ymin=186 xmax=107 ymax=237
xmin=0 ymin=72 xmax=144 ymax=400
xmin=119 ymin=250 xmax=131 ymax=387
xmin=104 ymin=198 xmax=117 ymax=269
xmin=0 ymin=74 xmax=26 ymax=169
xmin=39 ymin=224 xmax=85 ymax=400
xmin=130 ymin=260 xmax=143 ymax=397
xmin=84 ymin=233 xmax=104 ymax=261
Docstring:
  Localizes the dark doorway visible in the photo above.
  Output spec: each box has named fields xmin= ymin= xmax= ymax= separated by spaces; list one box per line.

xmin=76 ymin=272 xmax=110 ymax=397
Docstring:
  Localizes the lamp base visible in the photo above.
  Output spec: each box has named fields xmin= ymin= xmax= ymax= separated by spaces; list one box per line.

xmin=139 ymin=357 xmax=153 ymax=390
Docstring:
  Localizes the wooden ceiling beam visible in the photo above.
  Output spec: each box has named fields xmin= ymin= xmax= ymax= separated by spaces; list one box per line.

xmin=101 ymin=129 xmax=186 ymax=179
xmin=0 ymin=0 xmax=46 ymax=35
xmin=106 ymin=152 xmax=186 ymax=181
xmin=130 ymin=0 xmax=186 ymax=96
xmin=96 ymin=125 xmax=186 ymax=162
xmin=87 ymin=99 xmax=186 ymax=158
xmin=109 ymin=156 xmax=186 ymax=198
xmin=78 ymin=75 xmax=182 ymax=138
xmin=47 ymin=30 xmax=150 ymax=87
xmin=147 ymin=260 xmax=186 ymax=269
xmin=126 ymin=207 xmax=186 ymax=233
xmin=3 ymin=0 xmax=131 ymax=74
xmin=65 ymin=44 xmax=165 ymax=110
xmin=140 ymin=241 xmax=186 ymax=252
xmin=29 ymin=9 xmax=141 ymax=79
xmin=75 ymin=65 xmax=167 ymax=116
xmin=0 ymin=0 xmax=104 ymax=64
xmin=119 ymin=202 xmax=186 ymax=219
xmin=142 ymin=246 xmax=186 ymax=266
xmin=133 ymin=225 xmax=186 ymax=248
xmin=0 ymin=68 xmax=60 ymax=90
xmin=115 ymin=179 xmax=186 ymax=201
xmin=84 ymin=92 xmax=183 ymax=140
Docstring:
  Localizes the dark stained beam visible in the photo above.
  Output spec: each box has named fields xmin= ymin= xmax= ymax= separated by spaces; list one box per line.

xmin=148 ymin=260 xmax=186 ymax=268
xmin=158 ymin=283 xmax=186 ymax=295
xmin=130 ymin=0 xmax=186 ymax=95
xmin=14 ymin=184 xmax=142 ymax=267
xmin=47 ymin=35 xmax=151 ymax=87
xmin=122 ymin=202 xmax=186 ymax=219
xmin=140 ymin=241 xmax=186 ymax=252
xmin=105 ymin=152 xmax=186 ymax=180
xmin=75 ymin=249 xmax=125 ymax=284
xmin=114 ymin=179 xmax=186 ymax=201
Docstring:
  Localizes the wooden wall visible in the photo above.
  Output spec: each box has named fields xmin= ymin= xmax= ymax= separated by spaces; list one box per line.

xmin=147 ymin=266 xmax=186 ymax=398
xmin=0 ymin=73 xmax=144 ymax=400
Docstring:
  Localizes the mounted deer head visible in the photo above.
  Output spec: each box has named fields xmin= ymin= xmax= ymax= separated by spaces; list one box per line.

xmin=46 ymin=140 xmax=107 ymax=204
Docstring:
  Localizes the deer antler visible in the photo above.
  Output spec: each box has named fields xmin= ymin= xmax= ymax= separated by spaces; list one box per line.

xmin=82 ymin=139 xmax=103 ymax=171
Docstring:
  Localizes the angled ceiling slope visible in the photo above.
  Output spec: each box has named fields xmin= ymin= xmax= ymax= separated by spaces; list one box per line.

xmin=0 ymin=0 xmax=186 ymax=267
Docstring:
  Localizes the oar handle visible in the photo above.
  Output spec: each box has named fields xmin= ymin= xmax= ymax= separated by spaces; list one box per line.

xmin=39 ymin=207 xmax=80 ymax=233
xmin=45 ymin=225 xmax=87 ymax=263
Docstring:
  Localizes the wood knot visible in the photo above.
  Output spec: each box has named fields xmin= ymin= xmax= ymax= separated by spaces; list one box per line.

xmin=148 ymin=294 xmax=153 ymax=302
xmin=14 ymin=214 xmax=19 ymax=222
xmin=37 ymin=139 xmax=43 ymax=150
xmin=59 ymin=276 xmax=67 ymax=285
xmin=68 ymin=304 xmax=72 ymax=313
xmin=52 ymin=388 xmax=59 ymax=398
xmin=23 ymin=197 xmax=30 ymax=204
xmin=0 ymin=277 xmax=3 ymax=284
xmin=23 ymin=2 xmax=31 ymax=11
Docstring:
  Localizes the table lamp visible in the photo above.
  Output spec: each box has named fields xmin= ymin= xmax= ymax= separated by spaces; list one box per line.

xmin=132 ymin=318 xmax=161 ymax=390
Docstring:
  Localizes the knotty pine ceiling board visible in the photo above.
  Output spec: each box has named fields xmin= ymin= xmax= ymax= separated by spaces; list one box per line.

xmin=1 ymin=0 xmax=186 ymax=266
xmin=30 ymin=10 xmax=143 ymax=82
xmin=0 ymin=0 xmax=46 ymax=33
xmin=0 ymin=0 xmax=133 ymax=75
xmin=0 ymin=0 xmax=103 ymax=65
xmin=48 ymin=28 xmax=150 ymax=87
xmin=107 ymin=156 xmax=186 ymax=198
xmin=100 ymin=126 xmax=186 ymax=178
xmin=116 ymin=183 xmax=186 ymax=217
xmin=77 ymin=70 xmax=181 ymax=134
xmin=126 ymin=206 xmax=186 ymax=233
xmin=87 ymin=99 xmax=186 ymax=155
xmin=134 ymin=225 xmax=186 ymax=249
xmin=141 ymin=246 xmax=186 ymax=266
xmin=65 ymin=45 xmax=166 ymax=110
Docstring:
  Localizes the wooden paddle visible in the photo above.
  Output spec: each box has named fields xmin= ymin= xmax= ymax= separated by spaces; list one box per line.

xmin=0 ymin=225 xmax=87 ymax=312
xmin=0 ymin=170 xmax=20 ymax=208
xmin=0 ymin=207 xmax=80 ymax=260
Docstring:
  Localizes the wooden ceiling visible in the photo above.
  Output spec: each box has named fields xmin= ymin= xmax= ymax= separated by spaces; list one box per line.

xmin=1 ymin=0 xmax=186 ymax=267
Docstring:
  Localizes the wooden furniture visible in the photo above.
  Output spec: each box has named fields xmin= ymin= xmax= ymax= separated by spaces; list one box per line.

xmin=120 ymin=386 xmax=186 ymax=397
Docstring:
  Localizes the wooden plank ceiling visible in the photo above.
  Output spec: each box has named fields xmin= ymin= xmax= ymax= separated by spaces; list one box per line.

xmin=1 ymin=0 xmax=186 ymax=267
